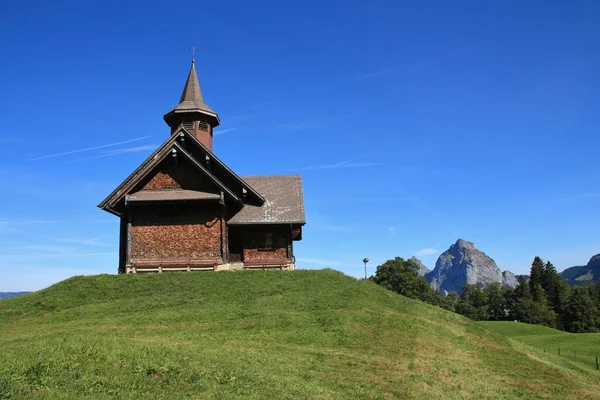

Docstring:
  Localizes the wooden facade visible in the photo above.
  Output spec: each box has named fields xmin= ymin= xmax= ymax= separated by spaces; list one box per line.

xmin=99 ymin=61 xmax=305 ymax=273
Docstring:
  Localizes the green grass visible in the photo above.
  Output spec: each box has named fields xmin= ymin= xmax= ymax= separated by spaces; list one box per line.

xmin=1 ymin=270 xmax=599 ymax=399
xmin=481 ymin=321 xmax=600 ymax=370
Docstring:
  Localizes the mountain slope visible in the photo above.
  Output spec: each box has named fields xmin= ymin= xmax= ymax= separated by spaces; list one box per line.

xmin=426 ymin=239 xmax=518 ymax=294
xmin=0 ymin=292 xmax=30 ymax=300
xmin=561 ymin=254 xmax=600 ymax=285
xmin=409 ymin=256 xmax=430 ymax=277
xmin=0 ymin=270 xmax=598 ymax=399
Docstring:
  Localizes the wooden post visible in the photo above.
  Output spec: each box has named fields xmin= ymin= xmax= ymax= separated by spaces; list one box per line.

xmin=596 ymin=357 xmax=599 ymax=370
xmin=543 ymin=344 xmax=546 ymax=353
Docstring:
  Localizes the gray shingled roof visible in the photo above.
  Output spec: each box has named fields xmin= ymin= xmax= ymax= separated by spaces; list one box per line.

xmin=127 ymin=189 xmax=220 ymax=203
xmin=228 ymin=175 xmax=305 ymax=225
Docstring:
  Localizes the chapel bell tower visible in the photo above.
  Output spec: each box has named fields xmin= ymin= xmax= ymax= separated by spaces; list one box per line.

xmin=163 ymin=59 xmax=220 ymax=150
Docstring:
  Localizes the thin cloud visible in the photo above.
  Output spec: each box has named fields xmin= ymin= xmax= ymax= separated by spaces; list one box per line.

xmin=0 ymin=135 xmax=16 ymax=143
xmin=102 ymin=145 xmax=157 ymax=156
xmin=313 ymin=197 xmax=411 ymax=205
xmin=299 ymin=162 xmax=382 ymax=171
xmin=354 ymin=49 xmax=473 ymax=80
xmin=54 ymin=237 xmax=105 ymax=246
xmin=415 ymin=248 xmax=439 ymax=256
xmin=388 ymin=226 xmax=396 ymax=235
xmin=355 ymin=67 xmax=410 ymax=80
xmin=214 ymin=128 xmax=237 ymax=135
xmin=0 ymin=219 xmax=112 ymax=225
xmin=0 ymin=220 xmax=61 ymax=225
xmin=65 ymin=144 xmax=157 ymax=163
xmin=289 ymin=153 xmax=381 ymax=171
xmin=26 ymin=136 xmax=152 ymax=161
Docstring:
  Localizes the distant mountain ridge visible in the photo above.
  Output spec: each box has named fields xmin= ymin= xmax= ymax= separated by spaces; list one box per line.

xmin=0 ymin=292 xmax=30 ymax=300
xmin=424 ymin=239 xmax=518 ymax=294
xmin=560 ymin=254 xmax=600 ymax=286
xmin=409 ymin=256 xmax=430 ymax=277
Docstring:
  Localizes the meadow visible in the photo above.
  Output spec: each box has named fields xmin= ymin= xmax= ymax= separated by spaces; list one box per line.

xmin=1 ymin=270 xmax=599 ymax=399
xmin=482 ymin=321 xmax=600 ymax=370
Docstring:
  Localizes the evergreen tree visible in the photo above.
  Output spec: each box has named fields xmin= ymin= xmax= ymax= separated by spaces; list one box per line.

xmin=483 ymin=282 xmax=506 ymax=320
xmin=456 ymin=283 xmax=489 ymax=320
xmin=531 ymin=283 xmax=548 ymax=305
xmin=512 ymin=262 xmax=556 ymax=327
xmin=564 ymin=286 xmax=599 ymax=333
xmin=514 ymin=275 xmax=531 ymax=300
xmin=541 ymin=261 xmax=570 ymax=317
xmin=503 ymin=286 xmax=516 ymax=319
xmin=553 ymin=281 xmax=572 ymax=330
xmin=512 ymin=298 xmax=556 ymax=327
xmin=529 ymin=257 xmax=545 ymax=301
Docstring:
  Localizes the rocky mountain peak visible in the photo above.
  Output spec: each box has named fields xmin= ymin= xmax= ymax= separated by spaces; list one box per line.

xmin=588 ymin=254 xmax=600 ymax=265
xmin=425 ymin=239 xmax=517 ymax=294
xmin=455 ymin=239 xmax=476 ymax=250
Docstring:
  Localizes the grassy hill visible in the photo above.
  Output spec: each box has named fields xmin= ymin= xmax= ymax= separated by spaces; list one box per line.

xmin=482 ymin=321 xmax=600 ymax=370
xmin=1 ymin=270 xmax=599 ymax=399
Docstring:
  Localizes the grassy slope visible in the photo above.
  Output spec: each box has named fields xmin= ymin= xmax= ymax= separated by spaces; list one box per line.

xmin=481 ymin=321 xmax=600 ymax=369
xmin=1 ymin=270 xmax=599 ymax=400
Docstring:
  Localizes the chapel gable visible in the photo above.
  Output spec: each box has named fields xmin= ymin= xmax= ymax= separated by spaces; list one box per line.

xmin=137 ymin=155 xmax=219 ymax=193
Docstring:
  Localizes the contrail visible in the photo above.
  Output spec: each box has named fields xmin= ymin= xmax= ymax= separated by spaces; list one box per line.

xmin=26 ymin=136 xmax=152 ymax=161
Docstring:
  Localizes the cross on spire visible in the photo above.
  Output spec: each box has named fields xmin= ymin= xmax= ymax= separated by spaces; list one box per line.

xmin=189 ymin=44 xmax=198 ymax=62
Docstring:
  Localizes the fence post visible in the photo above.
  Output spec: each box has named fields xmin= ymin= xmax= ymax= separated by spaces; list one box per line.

xmin=596 ymin=357 xmax=598 ymax=370
xmin=543 ymin=344 xmax=546 ymax=353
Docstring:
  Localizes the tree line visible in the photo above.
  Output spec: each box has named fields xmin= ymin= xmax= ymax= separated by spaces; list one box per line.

xmin=370 ymin=256 xmax=600 ymax=333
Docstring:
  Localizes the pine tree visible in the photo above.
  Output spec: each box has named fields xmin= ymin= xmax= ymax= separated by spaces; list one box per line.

xmin=514 ymin=275 xmax=531 ymax=300
xmin=529 ymin=257 xmax=545 ymax=300
xmin=564 ymin=286 xmax=599 ymax=333
xmin=510 ymin=259 xmax=557 ymax=327
xmin=540 ymin=261 xmax=570 ymax=326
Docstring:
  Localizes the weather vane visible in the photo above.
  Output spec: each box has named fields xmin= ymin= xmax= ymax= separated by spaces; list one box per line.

xmin=189 ymin=44 xmax=198 ymax=62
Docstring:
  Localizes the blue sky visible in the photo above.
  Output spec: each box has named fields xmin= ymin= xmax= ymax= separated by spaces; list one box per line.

xmin=1 ymin=1 xmax=599 ymax=291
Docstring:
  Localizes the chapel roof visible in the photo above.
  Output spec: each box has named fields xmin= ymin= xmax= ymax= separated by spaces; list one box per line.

xmin=98 ymin=127 xmax=264 ymax=215
xmin=163 ymin=61 xmax=220 ymax=125
xmin=228 ymin=175 xmax=305 ymax=225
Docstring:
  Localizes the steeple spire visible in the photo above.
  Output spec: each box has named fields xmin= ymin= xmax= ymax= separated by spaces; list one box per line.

xmin=164 ymin=59 xmax=220 ymax=150
xmin=169 ymin=61 xmax=217 ymax=118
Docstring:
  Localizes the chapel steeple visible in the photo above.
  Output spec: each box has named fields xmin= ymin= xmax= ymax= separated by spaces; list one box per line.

xmin=163 ymin=60 xmax=220 ymax=150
